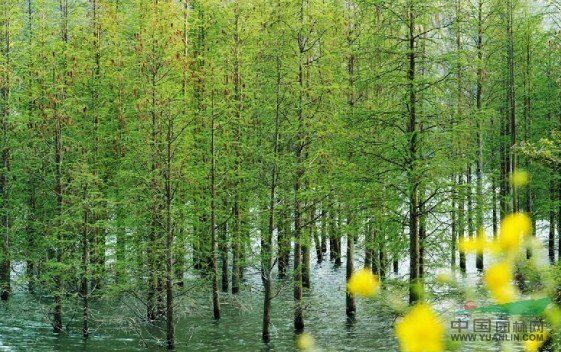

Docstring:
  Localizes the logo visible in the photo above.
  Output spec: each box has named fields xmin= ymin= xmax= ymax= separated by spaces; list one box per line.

xmin=449 ymin=298 xmax=550 ymax=343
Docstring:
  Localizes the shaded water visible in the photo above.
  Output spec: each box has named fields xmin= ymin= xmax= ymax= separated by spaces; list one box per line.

xmin=0 ymin=251 xmax=546 ymax=351
xmin=0 ymin=261 xmax=401 ymax=351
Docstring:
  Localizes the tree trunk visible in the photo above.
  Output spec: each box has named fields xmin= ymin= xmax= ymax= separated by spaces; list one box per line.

xmin=320 ymin=207 xmax=327 ymax=255
xmin=345 ymin=215 xmax=355 ymax=317
xmin=450 ymin=177 xmax=457 ymax=270
xmin=165 ymin=99 xmax=175 ymax=350
xmin=557 ymin=184 xmax=561 ymax=261
xmin=302 ymin=202 xmax=312 ymax=288
xmin=262 ymin=68 xmax=280 ymax=340
xmin=334 ymin=207 xmax=342 ymax=267
xmin=549 ymin=181 xmax=555 ymax=264
xmin=407 ymin=4 xmax=421 ymax=304
xmin=475 ymin=0 xmax=484 ymax=272
xmin=278 ymin=207 xmax=290 ymax=277
xmin=364 ymin=219 xmax=374 ymax=271
xmin=231 ymin=1 xmax=244 ymax=295
xmin=211 ymin=84 xmax=220 ymax=321
xmin=81 ymin=184 xmax=90 ymax=338
xmin=466 ymin=166 xmax=474 ymax=267
xmin=458 ymin=173 xmax=466 ymax=273
xmin=0 ymin=3 xmax=10 ymax=301
xmin=220 ymin=221 xmax=229 ymax=292
xmin=53 ymin=0 xmax=69 ymax=332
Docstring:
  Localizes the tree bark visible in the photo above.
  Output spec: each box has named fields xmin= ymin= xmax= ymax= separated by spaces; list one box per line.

xmin=345 ymin=215 xmax=355 ymax=317
xmin=0 ymin=0 xmax=11 ymax=301
xmin=407 ymin=4 xmax=421 ymax=304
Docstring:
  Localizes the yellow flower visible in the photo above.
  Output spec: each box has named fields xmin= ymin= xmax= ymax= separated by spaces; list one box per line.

xmin=497 ymin=213 xmax=532 ymax=253
xmin=296 ymin=333 xmax=315 ymax=351
xmin=459 ymin=229 xmax=488 ymax=253
xmin=347 ymin=268 xmax=380 ymax=297
xmin=545 ymin=305 xmax=561 ymax=329
xmin=511 ymin=169 xmax=529 ymax=187
xmin=523 ymin=331 xmax=548 ymax=352
xmin=483 ymin=261 xmax=517 ymax=304
xmin=395 ymin=303 xmax=444 ymax=352
xmin=435 ymin=270 xmax=454 ymax=284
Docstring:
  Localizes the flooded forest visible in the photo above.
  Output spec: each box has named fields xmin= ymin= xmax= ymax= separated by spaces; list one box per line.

xmin=1 ymin=0 xmax=561 ymax=351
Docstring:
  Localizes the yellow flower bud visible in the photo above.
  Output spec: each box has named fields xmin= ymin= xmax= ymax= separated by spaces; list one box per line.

xmin=347 ymin=268 xmax=380 ymax=297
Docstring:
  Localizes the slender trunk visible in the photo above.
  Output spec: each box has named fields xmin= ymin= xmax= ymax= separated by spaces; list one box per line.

xmin=220 ymin=221 xmax=228 ymax=292
xmin=334 ymin=205 xmax=342 ymax=266
xmin=0 ymin=2 xmax=10 ymax=301
xmin=232 ymin=198 xmax=241 ymax=294
xmin=24 ymin=0 xmax=36 ymax=296
xmin=231 ymin=2 xmax=243 ymax=295
xmin=364 ymin=219 xmax=373 ymax=271
xmin=210 ymin=84 xmax=220 ymax=320
xmin=475 ymin=0 xmax=484 ymax=271
xmin=262 ymin=67 xmax=280 ymax=341
xmin=419 ymin=201 xmax=425 ymax=279
xmin=277 ymin=207 xmax=290 ymax=277
xmin=466 ymin=166 xmax=474 ymax=258
xmin=407 ymin=5 xmax=421 ymax=304
xmin=146 ymin=28 xmax=159 ymax=321
xmin=320 ymin=206 xmax=327 ymax=255
xmin=523 ymin=20 xmax=533 ymax=260
xmin=345 ymin=215 xmax=355 ymax=317
xmin=549 ymin=180 xmax=555 ymax=264
xmin=458 ymin=173 xmax=466 ymax=273
xmin=90 ymin=0 xmax=104 ymax=292
xmin=27 ymin=181 xmax=36 ymax=293
xmin=378 ymin=236 xmax=386 ymax=280
xmin=450 ymin=177 xmax=457 ymax=270
xmin=504 ymin=0 xmax=517 ymax=213
xmin=313 ymin=206 xmax=322 ymax=263
xmin=81 ymin=184 xmax=89 ymax=338
xmin=302 ymin=203 xmax=312 ymax=289
xmin=165 ymin=105 xmax=174 ymax=350
xmin=53 ymin=0 xmax=69 ymax=332
xmin=557 ymin=184 xmax=561 ymax=261
xmin=372 ymin=220 xmax=380 ymax=275
xmin=492 ymin=175 xmax=498 ymax=237
xmin=294 ymin=187 xmax=304 ymax=331
xmin=293 ymin=0 xmax=306 ymax=331
xmin=329 ymin=205 xmax=336 ymax=261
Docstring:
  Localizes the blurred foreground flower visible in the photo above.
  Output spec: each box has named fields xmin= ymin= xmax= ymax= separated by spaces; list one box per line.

xmin=523 ymin=331 xmax=548 ymax=352
xmin=347 ymin=268 xmax=380 ymax=297
xmin=435 ymin=270 xmax=454 ymax=285
xmin=497 ymin=213 xmax=532 ymax=254
xmin=484 ymin=261 xmax=517 ymax=304
xmin=459 ymin=229 xmax=488 ymax=254
xmin=395 ymin=303 xmax=444 ymax=352
xmin=296 ymin=332 xmax=315 ymax=351
xmin=459 ymin=213 xmax=532 ymax=256
xmin=511 ymin=169 xmax=529 ymax=188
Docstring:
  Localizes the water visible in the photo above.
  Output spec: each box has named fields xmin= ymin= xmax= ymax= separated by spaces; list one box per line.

xmin=0 ymin=241 xmax=551 ymax=351
xmin=0 ymin=260 xmax=403 ymax=351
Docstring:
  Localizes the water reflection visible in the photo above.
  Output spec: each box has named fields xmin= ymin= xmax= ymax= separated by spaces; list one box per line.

xmin=0 ymin=258 xmax=537 ymax=351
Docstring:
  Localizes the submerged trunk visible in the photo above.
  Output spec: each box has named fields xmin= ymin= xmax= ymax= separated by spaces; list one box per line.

xmin=549 ymin=180 xmax=555 ymax=264
xmin=346 ymin=216 xmax=355 ymax=317
xmin=458 ymin=173 xmax=466 ymax=273
xmin=81 ymin=185 xmax=89 ymax=338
